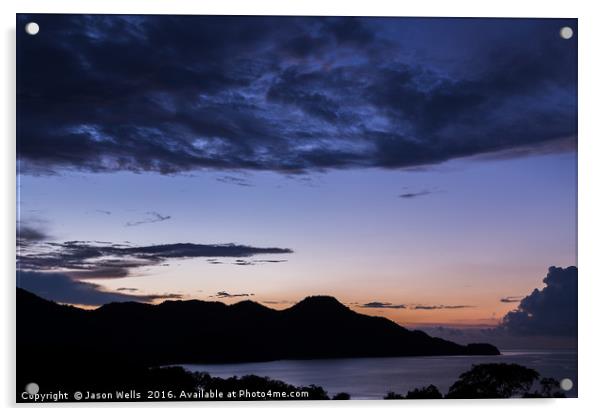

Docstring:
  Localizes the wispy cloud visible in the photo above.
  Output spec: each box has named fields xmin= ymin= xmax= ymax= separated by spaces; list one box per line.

xmin=360 ymin=301 xmax=406 ymax=309
xmin=399 ymin=190 xmax=431 ymax=199
xmin=260 ymin=300 xmax=293 ymax=305
xmin=500 ymin=296 xmax=523 ymax=303
xmin=230 ymin=259 xmax=288 ymax=266
xmin=212 ymin=291 xmax=255 ymax=298
xmin=412 ymin=304 xmax=474 ymax=310
xmin=359 ymin=301 xmax=473 ymax=310
xmin=125 ymin=211 xmax=171 ymax=227
xmin=216 ymin=175 xmax=253 ymax=187
xmin=233 ymin=259 xmax=254 ymax=266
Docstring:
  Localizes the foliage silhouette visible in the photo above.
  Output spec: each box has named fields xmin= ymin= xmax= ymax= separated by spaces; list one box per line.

xmin=384 ymin=385 xmax=443 ymax=399
xmin=446 ymin=363 xmax=540 ymax=398
xmin=523 ymin=377 xmax=566 ymax=398
xmin=383 ymin=364 xmax=566 ymax=400
xmin=406 ymin=385 xmax=443 ymax=399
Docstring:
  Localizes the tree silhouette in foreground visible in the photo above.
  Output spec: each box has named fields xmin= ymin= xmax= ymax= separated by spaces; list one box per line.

xmin=446 ymin=363 xmax=565 ymax=399
xmin=523 ymin=377 xmax=567 ymax=398
xmin=385 ymin=384 xmax=443 ymax=399
xmin=384 ymin=364 xmax=566 ymax=399
xmin=407 ymin=385 xmax=443 ymax=399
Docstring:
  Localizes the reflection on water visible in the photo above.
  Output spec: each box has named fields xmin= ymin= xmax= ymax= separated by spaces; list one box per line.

xmin=181 ymin=350 xmax=577 ymax=399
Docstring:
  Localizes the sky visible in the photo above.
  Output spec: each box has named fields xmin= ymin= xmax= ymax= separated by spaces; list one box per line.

xmin=16 ymin=15 xmax=577 ymax=340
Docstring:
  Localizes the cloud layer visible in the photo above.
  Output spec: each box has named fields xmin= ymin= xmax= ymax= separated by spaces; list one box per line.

xmin=17 ymin=15 xmax=576 ymax=175
xmin=359 ymin=301 xmax=472 ymax=310
xmin=17 ymin=237 xmax=293 ymax=279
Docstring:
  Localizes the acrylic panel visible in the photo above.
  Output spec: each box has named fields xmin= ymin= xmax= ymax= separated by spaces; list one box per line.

xmin=16 ymin=14 xmax=577 ymax=402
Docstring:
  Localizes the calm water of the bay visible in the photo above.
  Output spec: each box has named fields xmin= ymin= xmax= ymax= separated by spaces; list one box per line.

xmin=181 ymin=350 xmax=577 ymax=399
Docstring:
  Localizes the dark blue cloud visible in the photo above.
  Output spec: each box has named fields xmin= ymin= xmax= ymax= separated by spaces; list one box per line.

xmin=501 ymin=266 xmax=577 ymax=337
xmin=17 ymin=224 xmax=50 ymax=244
xmin=17 ymin=271 xmax=182 ymax=306
xmin=17 ymin=15 xmax=576 ymax=174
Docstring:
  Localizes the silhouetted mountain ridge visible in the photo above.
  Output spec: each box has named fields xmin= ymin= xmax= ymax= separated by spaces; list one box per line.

xmin=17 ymin=288 xmax=499 ymax=369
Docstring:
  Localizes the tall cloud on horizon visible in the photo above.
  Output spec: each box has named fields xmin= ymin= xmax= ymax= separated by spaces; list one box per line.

xmin=501 ymin=266 xmax=577 ymax=337
xmin=16 ymin=15 xmax=576 ymax=175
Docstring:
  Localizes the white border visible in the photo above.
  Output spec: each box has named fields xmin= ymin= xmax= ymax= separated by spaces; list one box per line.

xmin=2 ymin=1 xmax=601 ymax=415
